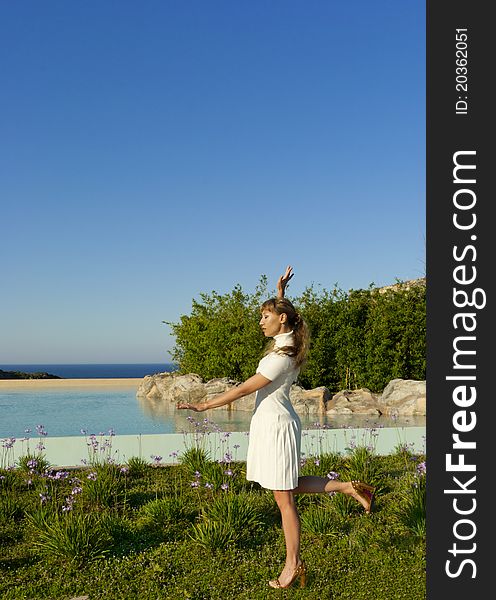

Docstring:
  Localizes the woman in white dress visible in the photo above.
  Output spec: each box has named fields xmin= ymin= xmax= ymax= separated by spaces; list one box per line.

xmin=177 ymin=266 xmax=375 ymax=589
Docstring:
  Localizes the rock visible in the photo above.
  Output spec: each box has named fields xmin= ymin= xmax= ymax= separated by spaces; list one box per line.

xmin=290 ymin=385 xmax=330 ymax=415
xmin=136 ymin=373 xmax=426 ymax=417
xmin=204 ymin=378 xmax=257 ymax=411
xmin=136 ymin=372 xmax=329 ymax=414
xmin=137 ymin=372 xmax=206 ymax=404
xmin=326 ymin=388 xmax=382 ymax=416
xmin=378 ymin=378 xmax=426 ymax=416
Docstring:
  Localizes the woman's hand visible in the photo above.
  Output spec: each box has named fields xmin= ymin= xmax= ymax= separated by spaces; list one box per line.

xmin=277 ymin=265 xmax=294 ymax=298
xmin=176 ymin=401 xmax=207 ymax=412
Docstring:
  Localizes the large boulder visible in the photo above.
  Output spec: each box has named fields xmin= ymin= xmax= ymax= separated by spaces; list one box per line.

xmin=326 ymin=388 xmax=382 ymax=416
xmin=137 ymin=372 xmax=206 ymax=404
xmin=290 ymin=385 xmax=330 ymax=415
xmin=378 ymin=378 xmax=426 ymax=416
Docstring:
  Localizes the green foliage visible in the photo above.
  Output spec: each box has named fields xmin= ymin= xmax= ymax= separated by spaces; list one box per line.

xmin=27 ymin=511 xmax=111 ymax=565
xmin=0 ymin=452 xmax=426 ymax=599
xmin=342 ymin=446 xmax=382 ymax=488
xmin=165 ymin=277 xmax=269 ymax=381
xmin=16 ymin=453 xmax=51 ymax=475
xmin=125 ymin=456 xmax=149 ymax=478
xmin=300 ymin=501 xmax=341 ymax=537
xmin=138 ymin=497 xmax=188 ymax=528
xmin=395 ymin=473 xmax=426 ymax=537
xmin=188 ymin=518 xmax=237 ymax=550
xmin=179 ymin=446 xmax=210 ymax=475
xmin=167 ymin=277 xmax=426 ymax=392
xmin=82 ymin=464 xmax=126 ymax=508
xmin=0 ymin=492 xmax=25 ymax=522
xmin=190 ymin=491 xmax=264 ymax=549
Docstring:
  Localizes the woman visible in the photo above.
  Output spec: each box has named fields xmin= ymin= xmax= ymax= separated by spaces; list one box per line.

xmin=177 ymin=266 xmax=374 ymax=589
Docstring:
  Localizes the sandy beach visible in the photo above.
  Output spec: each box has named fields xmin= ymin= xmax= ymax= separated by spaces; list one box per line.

xmin=0 ymin=378 xmax=143 ymax=390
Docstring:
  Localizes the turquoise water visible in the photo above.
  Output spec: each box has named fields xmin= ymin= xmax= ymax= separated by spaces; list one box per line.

xmin=0 ymin=384 xmax=425 ymax=439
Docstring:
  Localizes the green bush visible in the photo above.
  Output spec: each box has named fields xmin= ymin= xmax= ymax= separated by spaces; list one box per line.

xmin=300 ymin=501 xmax=342 ymax=537
xmin=138 ymin=496 xmax=188 ymax=528
xmin=190 ymin=491 xmax=264 ymax=549
xmin=165 ymin=278 xmax=269 ymax=381
xmin=82 ymin=464 xmax=126 ymax=508
xmin=395 ymin=473 xmax=426 ymax=537
xmin=27 ymin=510 xmax=111 ymax=565
xmin=125 ymin=456 xmax=149 ymax=478
xmin=166 ymin=277 xmax=426 ymax=392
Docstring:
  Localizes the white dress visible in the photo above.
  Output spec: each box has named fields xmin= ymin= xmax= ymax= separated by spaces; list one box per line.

xmin=246 ymin=331 xmax=301 ymax=490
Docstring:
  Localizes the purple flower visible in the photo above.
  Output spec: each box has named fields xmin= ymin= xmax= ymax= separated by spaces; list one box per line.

xmin=150 ymin=455 xmax=162 ymax=464
xmin=221 ymin=483 xmax=229 ymax=491
xmin=417 ymin=461 xmax=426 ymax=476
xmin=224 ymin=469 xmax=233 ymax=477
xmin=87 ymin=472 xmax=97 ymax=481
xmin=326 ymin=471 xmax=339 ymax=480
xmin=314 ymin=459 xmax=320 ymax=466
xmin=120 ymin=466 xmax=129 ymax=474
xmin=190 ymin=481 xmax=200 ymax=488
xmin=204 ymin=482 xmax=214 ymax=489
xmin=62 ymin=496 xmax=75 ymax=512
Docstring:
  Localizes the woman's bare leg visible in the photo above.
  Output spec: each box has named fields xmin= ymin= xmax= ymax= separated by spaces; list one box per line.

xmin=293 ymin=476 xmax=371 ymax=511
xmin=271 ymin=490 xmax=302 ymax=587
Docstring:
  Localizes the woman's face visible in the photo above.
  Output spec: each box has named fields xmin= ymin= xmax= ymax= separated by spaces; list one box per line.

xmin=259 ymin=309 xmax=288 ymax=338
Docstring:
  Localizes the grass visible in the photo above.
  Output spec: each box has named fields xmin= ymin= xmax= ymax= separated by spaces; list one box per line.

xmin=0 ymin=444 xmax=426 ymax=599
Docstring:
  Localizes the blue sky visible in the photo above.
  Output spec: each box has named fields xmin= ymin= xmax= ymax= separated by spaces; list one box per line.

xmin=0 ymin=1 xmax=425 ymax=364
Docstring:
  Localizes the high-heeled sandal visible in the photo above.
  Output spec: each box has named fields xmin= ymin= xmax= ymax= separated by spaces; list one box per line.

xmin=351 ymin=480 xmax=375 ymax=514
xmin=269 ymin=561 xmax=307 ymax=589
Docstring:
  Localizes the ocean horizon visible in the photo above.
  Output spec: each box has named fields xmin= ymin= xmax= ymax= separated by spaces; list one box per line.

xmin=0 ymin=363 xmax=178 ymax=379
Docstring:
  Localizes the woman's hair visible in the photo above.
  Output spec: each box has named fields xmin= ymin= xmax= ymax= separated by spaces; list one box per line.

xmin=260 ymin=298 xmax=310 ymax=368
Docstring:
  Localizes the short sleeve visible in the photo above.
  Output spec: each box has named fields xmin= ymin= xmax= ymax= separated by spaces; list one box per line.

xmin=257 ymin=352 xmax=293 ymax=381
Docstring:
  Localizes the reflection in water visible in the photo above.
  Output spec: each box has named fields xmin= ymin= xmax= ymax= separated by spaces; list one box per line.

xmin=137 ymin=394 xmax=426 ymax=433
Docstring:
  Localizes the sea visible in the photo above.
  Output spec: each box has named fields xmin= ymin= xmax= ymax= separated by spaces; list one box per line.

xmin=0 ymin=363 xmax=176 ymax=379
xmin=0 ymin=363 xmax=426 ymax=439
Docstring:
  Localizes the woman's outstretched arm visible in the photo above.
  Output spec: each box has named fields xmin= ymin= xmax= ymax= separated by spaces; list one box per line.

xmin=176 ymin=373 xmax=271 ymax=412
xmin=277 ymin=265 xmax=294 ymax=298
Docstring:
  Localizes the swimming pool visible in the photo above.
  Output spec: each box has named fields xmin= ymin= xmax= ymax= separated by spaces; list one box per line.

xmin=0 ymin=381 xmax=425 ymax=439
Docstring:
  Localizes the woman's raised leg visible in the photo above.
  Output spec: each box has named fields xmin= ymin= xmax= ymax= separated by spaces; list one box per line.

xmin=293 ymin=476 xmax=373 ymax=512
